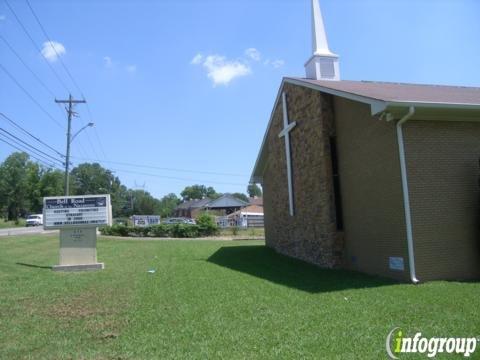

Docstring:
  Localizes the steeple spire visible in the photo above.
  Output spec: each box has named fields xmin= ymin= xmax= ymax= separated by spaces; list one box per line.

xmin=311 ymin=0 xmax=332 ymax=55
xmin=305 ymin=0 xmax=340 ymax=81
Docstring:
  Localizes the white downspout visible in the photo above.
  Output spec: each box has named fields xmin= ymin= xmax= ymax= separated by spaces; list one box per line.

xmin=396 ymin=106 xmax=420 ymax=284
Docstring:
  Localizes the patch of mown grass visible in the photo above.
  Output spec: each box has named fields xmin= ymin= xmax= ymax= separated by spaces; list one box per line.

xmin=0 ymin=218 xmax=26 ymax=228
xmin=0 ymin=235 xmax=479 ymax=359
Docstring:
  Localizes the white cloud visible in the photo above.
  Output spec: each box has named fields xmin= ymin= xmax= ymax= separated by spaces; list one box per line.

xmin=191 ymin=48 xmax=284 ymax=86
xmin=198 ymin=55 xmax=251 ymax=86
xmin=271 ymin=59 xmax=285 ymax=68
xmin=41 ymin=41 xmax=66 ymax=62
xmin=191 ymin=53 xmax=203 ymax=65
xmin=125 ymin=64 xmax=137 ymax=73
xmin=103 ymin=56 xmax=113 ymax=68
xmin=245 ymin=48 xmax=261 ymax=61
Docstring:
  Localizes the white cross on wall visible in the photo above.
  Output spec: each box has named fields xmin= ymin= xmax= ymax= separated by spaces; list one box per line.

xmin=278 ymin=92 xmax=297 ymax=216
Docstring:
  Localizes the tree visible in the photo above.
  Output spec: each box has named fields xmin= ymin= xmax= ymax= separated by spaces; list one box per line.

xmin=158 ymin=193 xmax=180 ymax=218
xmin=231 ymin=192 xmax=249 ymax=203
xmin=180 ymin=184 xmax=219 ymax=201
xmin=247 ymin=184 xmax=262 ymax=198
xmin=128 ymin=189 xmax=161 ymax=215
xmin=70 ymin=163 xmax=119 ymax=195
xmin=70 ymin=163 xmax=132 ymax=217
xmin=0 ymin=152 xmax=31 ymax=220
xmin=25 ymin=162 xmax=42 ymax=213
xmin=39 ymin=169 xmax=64 ymax=198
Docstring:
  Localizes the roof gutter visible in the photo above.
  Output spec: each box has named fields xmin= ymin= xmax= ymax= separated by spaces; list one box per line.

xmin=396 ymin=106 xmax=420 ymax=284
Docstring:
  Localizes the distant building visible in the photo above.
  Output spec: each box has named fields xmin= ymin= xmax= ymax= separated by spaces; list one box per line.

xmin=227 ymin=204 xmax=264 ymax=228
xmin=174 ymin=194 xmax=251 ymax=219
xmin=174 ymin=198 xmax=211 ymax=218
xmin=204 ymin=194 xmax=249 ymax=215
xmin=248 ymin=197 xmax=263 ymax=207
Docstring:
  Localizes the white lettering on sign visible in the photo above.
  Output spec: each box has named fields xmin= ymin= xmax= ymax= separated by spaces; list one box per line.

xmin=43 ymin=195 xmax=112 ymax=229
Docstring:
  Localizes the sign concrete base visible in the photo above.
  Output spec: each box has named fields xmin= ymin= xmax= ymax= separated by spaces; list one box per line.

xmin=54 ymin=227 xmax=103 ymax=272
xmin=53 ymin=263 xmax=104 ymax=271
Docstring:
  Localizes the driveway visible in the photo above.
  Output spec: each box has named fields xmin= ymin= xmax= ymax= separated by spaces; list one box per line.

xmin=0 ymin=227 xmax=58 ymax=237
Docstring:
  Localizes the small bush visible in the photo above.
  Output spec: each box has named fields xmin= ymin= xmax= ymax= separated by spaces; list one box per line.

xmin=99 ymin=221 xmax=218 ymax=238
xmin=196 ymin=213 xmax=219 ymax=236
xmin=100 ymin=224 xmax=130 ymax=237
xmin=172 ymin=224 xmax=199 ymax=238
xmin=130 ymin=226 xmax=151 ymax=237
xmin=150 ymin=224 xmax=173 ymax=237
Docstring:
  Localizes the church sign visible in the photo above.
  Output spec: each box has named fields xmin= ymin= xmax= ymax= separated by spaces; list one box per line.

xmin=43 ymin=194 xmax=112 ymax=272
xmin=43 ymin=195 xmax=111 ymax=229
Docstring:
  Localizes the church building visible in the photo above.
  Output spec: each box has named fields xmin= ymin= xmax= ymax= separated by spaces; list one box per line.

xmin=251 ymin=0 xmax=480 ymax=282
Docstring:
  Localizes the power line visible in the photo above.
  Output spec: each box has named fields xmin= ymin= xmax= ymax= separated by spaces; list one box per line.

xmin=70 ymin=156 xmax=248 ymax=177
xmin=0 ymin=33 xmax=58 ymax=98
xmin=109 ymin=167 xmax=246 ymax=187
xmin=0 ymin=113 xmax=64 ymax=158
xmin=0 ymin=135 xmax=59 ymax=168
xmin=0 ymin=62 xmax=64 ymax=129
xmin=84 ymin=101 xmax=108 ymax=159
xmin=0 ymin=128 xmax=63 ymax=165
xmin=21 ymin=0 xmax=107 ymax=160
xmin=25 ymin=0 xmax=83 ymax=96
xmin=4 ymin=0 xmax=70 ymax=93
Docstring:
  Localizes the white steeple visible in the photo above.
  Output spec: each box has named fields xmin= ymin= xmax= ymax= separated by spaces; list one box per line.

xmin=305 ymin=0 xmax=340 ymax=81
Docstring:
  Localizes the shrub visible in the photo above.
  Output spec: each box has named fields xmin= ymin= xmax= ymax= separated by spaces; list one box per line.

xmin=99 ymin=219 xmax=218 ymax=238
xmin=130 ymin=226 xmax=151 ymax=237
xmin=172 ymin=224 xmax=199 ymax=238
xmin=196 ymin=213 xmax=219 ymax=236
xmin=100 ymin=224 xmax=130 ymax=237
xmin=150 ymin=224 xmax=173 ymax=237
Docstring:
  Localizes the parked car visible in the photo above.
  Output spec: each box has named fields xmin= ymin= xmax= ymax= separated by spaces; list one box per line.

xmin=26 ymin=214 xmax=43 ymax=227
xmin=184 ymin=218 xmax=196 ymax=225
xmin=162 ymin=217 xmax=196 ymax=225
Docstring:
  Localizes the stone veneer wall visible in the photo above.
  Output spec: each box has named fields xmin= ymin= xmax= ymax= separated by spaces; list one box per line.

xmin=262 ymin=83 xmax=343 ymax=268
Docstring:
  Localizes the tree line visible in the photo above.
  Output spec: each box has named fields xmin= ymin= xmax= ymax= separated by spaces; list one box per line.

xmin=0 ymin=152 xmax=262 ymax=221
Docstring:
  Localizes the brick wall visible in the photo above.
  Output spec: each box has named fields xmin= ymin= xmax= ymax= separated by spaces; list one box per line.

xmin=405 ymin=120 xmax=480 ymax=281
xmin=333 ymin=97 xmax=410 ymax=281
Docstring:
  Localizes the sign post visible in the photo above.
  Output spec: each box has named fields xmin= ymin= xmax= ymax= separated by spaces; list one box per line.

xmin=43 ymin=194 xmax=112 ymax=271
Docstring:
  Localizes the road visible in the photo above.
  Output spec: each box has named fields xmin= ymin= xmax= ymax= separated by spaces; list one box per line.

xmin=0 ymin=226 xmax=58 ymax=237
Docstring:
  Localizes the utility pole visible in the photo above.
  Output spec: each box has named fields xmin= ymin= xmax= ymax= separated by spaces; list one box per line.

xmin=55 ymin=94 xmax=87 ymax=196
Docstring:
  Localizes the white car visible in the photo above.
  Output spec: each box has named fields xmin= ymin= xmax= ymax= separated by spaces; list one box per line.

xmin=26 ymin=214 xmax=43 ymax=227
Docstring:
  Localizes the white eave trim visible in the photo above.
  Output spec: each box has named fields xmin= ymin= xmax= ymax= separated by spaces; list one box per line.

xmin=285 ymin=78 xmax=388 ymax=115
xmin=386 ymin=100 xmax=480 ymax=111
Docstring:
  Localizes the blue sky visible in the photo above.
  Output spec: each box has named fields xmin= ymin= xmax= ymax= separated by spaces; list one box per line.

xmin=1 ymin=0 xmax=479 ymax=199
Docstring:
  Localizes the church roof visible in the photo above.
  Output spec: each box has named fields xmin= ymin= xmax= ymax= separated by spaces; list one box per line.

xmin=290 ymin=78 xmax=480 ymax=107
xmin=250 ymin=77 xmax=480 ymax=183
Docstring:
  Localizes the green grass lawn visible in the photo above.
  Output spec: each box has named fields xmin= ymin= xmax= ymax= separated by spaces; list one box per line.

xmin=1 ymin=235 xmax=479 ymax=359
xmin=218 ymin=227 xmax=264 ymax=238
xmin=0 ymin=218 xmax=26 ymax=228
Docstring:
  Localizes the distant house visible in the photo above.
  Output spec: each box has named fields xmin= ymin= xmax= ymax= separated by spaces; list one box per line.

xmin=248 ymin=197 xmax=263 ymax=207
xmin=204 ymin=194 xmax=249 ymax=215
xmin=174 ymin=194 xmax=256 ymax=219
xmin=174 ymin=198 xmax=211 ymax=218
xmin=227 ymin=204 xmax=264 ymax=228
